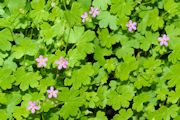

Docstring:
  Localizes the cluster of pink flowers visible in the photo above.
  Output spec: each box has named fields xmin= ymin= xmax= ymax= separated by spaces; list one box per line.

xmin=35 ymin=56 xmax=68 ymax=70
xmin=81 ymin=6 xmax=100 ymax=23
xmin=27 ymin=86 xmax=58 ymax=113
xmin=126 ymin=20 xmax=170 ymax=46
xmin=30 ymin=56 xmax=66 ymax=113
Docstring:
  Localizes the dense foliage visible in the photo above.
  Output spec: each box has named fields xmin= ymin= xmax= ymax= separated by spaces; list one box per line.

xmin=0 ymin=0 xmax=180 ymax=119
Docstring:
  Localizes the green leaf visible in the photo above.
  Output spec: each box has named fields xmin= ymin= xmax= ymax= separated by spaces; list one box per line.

xmin=7 ymin=0 xmax=26 ymax=14
xmin=110 ymin=0 xmax=135 ymax=18
xmin=48 ymin=112 xmax=59 ymax=120
xmin=0 ymin=68 xmax=15 ymax=90
xmin=64 ymin=2 xmax=83 ymax=27
xmin=6 ymin=92 xmax=22 ymax=116
xmin=94 ymin=44 xmax=112 ymax=66
xmin=137 ymin=6 xmax=152 ymax=34
xmin=156 ymin=88 xmax=169 ymax=101
xmin=77 ymin=0 xmax=91 ymax=10
xmin=97 ymin=11 xmax=117 ymax=30
xmin=49 ymin=7 xmax=63 ymax=21
xmin=13 ymin=106 xmax=29 ymax=120
xmin=64 ymin=63 xmax=94 ymax=89
xmin=147 ymin=8 xmax=164 ymax=31
xmin=104 ymin=58 xmax=118 ymax=73
xmin=29 ymin=10 xmax=49 ymax=24
xmin=0 ymin=5 xmax=5 ymax=16
xmin=168 ymin=44 xmax=180 ymax=63
xmin=58 ymin=87 xmax=85 ymax=119
xmin=0 ymin=92 xmax=7 ymax=105
xmin=163 ymin=0 xmax=180 ymax=15
xmin=113 ymin=109 xmax=133 ymax=120
xmin=0 ymin=28 xmax=13 ymax=51
xmin=115 ymin=35 xmax=138 ymax=59
xmin=83 ymin=92 xmax=99 ymax=108
xmin=107 ymin=91 xmax=122 ymax=110
xmin=98 ymin=28 xmax=120 ymax=48
xmin=164 ymin=63 xmax=180 ymax=103
xmin=165 ymin=24 xmax=180 ymax=48
xmin=108 ymin=84 xmax=135 ymax=110
xmin=116 ymin=15 xmax=129 ymax=30
xmin=147 ymin=105 xmax=179 ymax=120
xmin=134 ymin=57 xmax=162 ymax=89
xmin=3 ymin=57 xmax=17 ymax=71
xmin=68 ymin=27 xmax=96 ymax=67
xmin=94 ymin=68 xmax=108 ymax=85
xmin=67 ymin=49 xmax=83 ymax=67
xmin=38 ymin=77 xmax=55 ymax=93
xmin=31 ymin=0 xmax=45 ymax=10
xmin=0 ymin=110 xmax=8 ymax=120
xmin=0 ymin=58 xmax=3 ymax=66
xmin=89 ymin=111 xmax=108 ymax=120
xmin=139 ymin=31 xmax=159 ymax=51
xmin=12 ymin=38 xmax=39 ymax=59
xmin=92 ymin=0 xmax=111 ymax=10
xmin=14 ymin=67 xmax=42 ymax=91
xmin=115 ymin=56 xmax=138 ymax=81
xmin=96 ymin=86 xmax=109 ymax=108
xmin=133 ymin=92 xmax=156 ymax=112
xmin=116 ymin=84 xmax=135 ymax=103
xmin=68 ymin=26 xmax=84 ymax=43
xmin=68 ymin=26 xmax=95 ymax=44
xmin=40 ymin=21 xmax=65 ymax=43
xmin=22 ymin=92 xmax=44 ymax=104
xmin=41 ymin=100 xmax=55 ymax=112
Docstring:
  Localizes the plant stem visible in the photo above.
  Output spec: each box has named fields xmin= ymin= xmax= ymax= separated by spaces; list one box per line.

xmin=41 ymin=112 xmax=45 ymax=120
xmin=64 ymin=28 xmax=71 ymax=53
xmin=63 ymin=0 xmax=67 ymax=10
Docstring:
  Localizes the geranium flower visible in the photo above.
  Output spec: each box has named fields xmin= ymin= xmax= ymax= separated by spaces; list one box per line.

xmin=35 ymin=55 xmax=48 ymax=68
xmin=27 ymin=101 xmax=40 ymax=113
xmin=89 ymin=7 xmax=99 ymax=17
xmin=81 ymin=12 xmax=88 ymax=23
xmin=158 ymin=34 xmax=170 ymax=46
xmin=47 ymin=86 xmax=58 ymax=98
xmin=55 ymin=57 xmax=68 ymax=70
xmin=126 ymin=20 xmax=137 ymax=32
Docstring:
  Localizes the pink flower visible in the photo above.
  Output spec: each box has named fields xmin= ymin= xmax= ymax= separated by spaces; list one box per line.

xmin=35 ymin=55 xmax=48 ymax=68
xmin=81 ymin=12 xmax=88 ymax=23
xmin=47 ymin=86 xmax=58 ymax=98
xmin=158 ymin=34 xmax=170 ymax=46
xmin=89 ymin=7 xmax=99 ymax=17
xmin=126 ymin=20 xmax=137 ymax=32
xmin=27 ymin=101 xmax=40 ymax=113
xmin=55 ymin=57 xmax=68 ymax=70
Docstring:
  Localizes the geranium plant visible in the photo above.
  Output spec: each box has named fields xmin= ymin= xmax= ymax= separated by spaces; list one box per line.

xmin=0 ymin=0 xmax=179 ymax=120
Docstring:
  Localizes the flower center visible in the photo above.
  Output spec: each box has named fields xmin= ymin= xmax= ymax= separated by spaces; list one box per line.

xmin=129 ymin=24 xmax=133 ymax=28
xmin=60 ymin=60 xmax=64 ymax=65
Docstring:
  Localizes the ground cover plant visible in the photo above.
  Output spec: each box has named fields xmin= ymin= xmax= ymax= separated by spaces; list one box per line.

xmin=0 ymin=0 xmax=180 ymax=119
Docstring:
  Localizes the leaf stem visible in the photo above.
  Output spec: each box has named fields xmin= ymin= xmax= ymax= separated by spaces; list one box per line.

xmin=8 ymin=27 xmax=15 ymax=41
xmin=64 ymin=28 xmax=71 ymax=53
xmin=63 ymin=0 xmax=67 ymax=10
xmin=161 ymin=12 xmax=169 ymax=18
xmin=23 ymin=55 xmax=26 ymax=67
xmin=41 ymin=112 xmax=45 ymax=120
